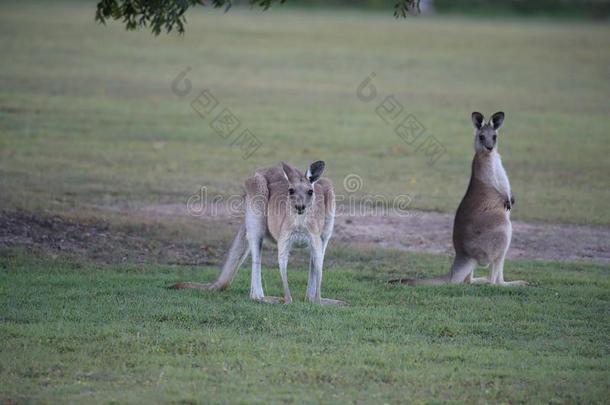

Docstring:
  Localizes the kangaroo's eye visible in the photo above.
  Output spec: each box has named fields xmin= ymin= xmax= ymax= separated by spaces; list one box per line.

xmin=493 ymin=135 xmax=497 ymax=141
xmin=479 ymin=135 xmax=485 ymax=141
xmin=307 ymin=189 xmax=313 ymax=196
xmin=288 ymin=188 xmax=295 ymax=195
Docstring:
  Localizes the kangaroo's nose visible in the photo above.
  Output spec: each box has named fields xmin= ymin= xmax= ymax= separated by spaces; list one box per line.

xmin=295 ymin=205 xmax=305 ymax=214
xmin=486 ymin=146 xmax=493 ymax=151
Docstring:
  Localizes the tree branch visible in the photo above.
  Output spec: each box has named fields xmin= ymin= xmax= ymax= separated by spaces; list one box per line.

xmin=95 ymin=0 xmax=420 ymax=35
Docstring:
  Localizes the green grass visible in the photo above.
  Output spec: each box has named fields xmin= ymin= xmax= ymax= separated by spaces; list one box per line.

xmin=1 ymin=2 xmax=610 ymax=403
xmin=1 ymin=1 xmax=610 ymax=224
xmin=1 ymin=249 xmax=609 ymax=403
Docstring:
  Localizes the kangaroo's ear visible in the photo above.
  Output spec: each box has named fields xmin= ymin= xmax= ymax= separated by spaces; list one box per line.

xmin=281 ymin=162 xmax=297 ymax=183
xmin=306 ymin=161 xmax=325 ymax=184
xmin=491 ymin=111 xmax=505 ymax=130
xmin=471 ymin=112 xmax=484 ymax=129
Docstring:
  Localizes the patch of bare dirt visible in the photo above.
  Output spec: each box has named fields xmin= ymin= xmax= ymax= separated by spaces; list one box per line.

xmin=109 ymin=202 xmax=610 ymax=264
xmin=0 ymin=210 xmax=222 ymax=265
xmin=332 ymin=211 xmax=610 ymax=265
xmin=2 ymin=204 xmax=609 ymax=265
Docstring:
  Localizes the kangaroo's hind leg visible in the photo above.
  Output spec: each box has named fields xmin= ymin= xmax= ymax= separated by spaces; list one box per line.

xmin=274 ymin=235 xmax=293 ymax=304
xmin=489 ymin=224 xmax=527 ymax=286
xmin=244 ymin=174 xmax=269 ymax=301
xmin=447 ymin=255 xmax=478 ymax=284
xmin=490 ymin=253 xmax=527 ymax=286
xmin=466 ymin=270 xmax=490 ymax=285
xmin=306 ymin=236 xmax=345 ymax=306
xmin=468 ymin=275 xmax=491 ymax=284
xmin=252 ymin=236 xmax=291 ymax=305
xmin=466 ymin=259 xmax=490 ymax=285
xmin=306 ymin=237 xmax=323 ymax=304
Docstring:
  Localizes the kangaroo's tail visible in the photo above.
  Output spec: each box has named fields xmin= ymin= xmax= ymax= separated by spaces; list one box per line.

xmin=389 ymin=256 xmax=475 ymax=286
xmin=168 ymin=225 xmax=249 ymax=290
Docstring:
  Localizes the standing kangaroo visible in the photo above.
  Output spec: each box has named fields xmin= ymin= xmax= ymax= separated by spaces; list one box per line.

xmin=406 ymin=112 xmax=527 ymax=286
xmin=170 ymin=161 xmax=345 ymax=305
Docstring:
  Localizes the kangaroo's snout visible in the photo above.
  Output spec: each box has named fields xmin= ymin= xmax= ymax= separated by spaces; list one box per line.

xmin=295 ymin=204 xmax=305 ymax=214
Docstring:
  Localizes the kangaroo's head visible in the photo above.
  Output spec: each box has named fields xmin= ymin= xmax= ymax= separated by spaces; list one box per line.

xmin=281 ymin=161 xmax=325 ymax=215
xmin=472 ymin=111 xmax=505 ymax=154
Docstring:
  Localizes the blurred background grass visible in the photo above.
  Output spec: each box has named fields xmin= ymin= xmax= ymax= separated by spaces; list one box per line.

xmin=286 ymin=0 xmax=610 ymax=19
xmin=0 ymin=1 xmax=609 ymax=224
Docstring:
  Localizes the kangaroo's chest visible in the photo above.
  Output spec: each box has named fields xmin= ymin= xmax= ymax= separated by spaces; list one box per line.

xmin=267 ymin=221 xmax=312 ymax=247
xmin=479 ymin=154 xmax=511 ymax=198
xmin=493 ymin=156 xmax=510 ymax=194
xmin=267 ymin=210 xmax=317 ymax=244
xmin=288 ymin=225 xmax=312 ymax=247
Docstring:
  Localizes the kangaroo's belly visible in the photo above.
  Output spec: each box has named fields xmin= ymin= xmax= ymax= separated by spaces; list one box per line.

xmin=456 ymin=209 xmax=511 ymax=265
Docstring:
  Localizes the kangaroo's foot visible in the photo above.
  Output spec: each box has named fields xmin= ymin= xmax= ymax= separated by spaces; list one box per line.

xmin=254 ymin=296 xmax=286 ymax=304
xmin=498 ymin=280 xmax=528 ymax=286
xmin=320 ymin=298 xmax=348 ymax=306
xmin=469 ymin=277 xmax=490 ymax=285
xmin=167 ymin=282 xmax=220 ymax=290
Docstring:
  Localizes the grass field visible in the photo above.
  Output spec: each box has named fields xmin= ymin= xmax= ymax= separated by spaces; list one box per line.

xmin=1 ymin=1 xmax=610 ymax=224
xmin=1 ymin=249 xmax=609 ymax=403
xmin=1 ymin=1 xmax=610 ymax=403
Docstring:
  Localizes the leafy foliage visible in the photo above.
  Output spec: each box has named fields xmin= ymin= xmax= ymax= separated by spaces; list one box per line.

xmin=94 ymin=0 xmax=420 ymax=35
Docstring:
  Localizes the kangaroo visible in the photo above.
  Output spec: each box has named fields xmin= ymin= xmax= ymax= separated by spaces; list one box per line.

xmin=169 ymin=161 xmax=345 ymax=305
xmin=404 ymin=112 xmax=527 ymax=286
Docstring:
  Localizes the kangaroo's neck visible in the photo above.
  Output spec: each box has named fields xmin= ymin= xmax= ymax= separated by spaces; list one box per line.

xmin=291 ymin=211 xmax=309 ymax=228
xmin=471 ymin=150 xmax=511 ymax=198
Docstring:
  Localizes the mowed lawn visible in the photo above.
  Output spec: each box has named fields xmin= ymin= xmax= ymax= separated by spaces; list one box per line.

xmin=1 ymin=1 xmax=610 ymax=403
xmin=0 ymin=1 xmax=610 ymax=224
xmin=1 ymin=250 xmax=609 ymax=403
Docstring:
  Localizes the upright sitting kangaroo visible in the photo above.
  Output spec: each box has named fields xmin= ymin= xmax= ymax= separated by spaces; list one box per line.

xmin=407 ymin=112 xmax=527 ymax=286
xmin=170 ymin=161 xmax=345 ymax=305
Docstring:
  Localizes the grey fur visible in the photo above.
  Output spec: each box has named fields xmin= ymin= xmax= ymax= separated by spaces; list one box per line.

xmin=406 ymin=112 xmax=527 ymax=286
xmin=169 ymin=161 xmax=346 ymax=305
